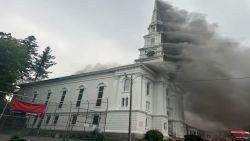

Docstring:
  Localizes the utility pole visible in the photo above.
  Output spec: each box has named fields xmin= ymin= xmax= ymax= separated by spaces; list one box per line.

xmin=128 ymin=75 xmax=133 ymax=141
xmin=125 ymin=73 xmax=142 ymax=141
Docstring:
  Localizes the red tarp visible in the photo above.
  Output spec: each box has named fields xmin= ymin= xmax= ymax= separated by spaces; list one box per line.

xmin=11 ymin=99 xmax=46 ymax=113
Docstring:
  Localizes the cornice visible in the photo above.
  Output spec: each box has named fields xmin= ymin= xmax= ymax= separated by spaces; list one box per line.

xmin=19 ymin=63 xmax=155 ymax=87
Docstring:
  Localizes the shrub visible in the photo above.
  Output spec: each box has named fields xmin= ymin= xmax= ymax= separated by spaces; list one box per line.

xmin=138 ymin=139 xmax=147 ymax=141
xmin=10 ymin=134 xmax=19 ymax=140
xmin=10 ymin=131 xmax=28 ymax=140
xmin=96 ymin=133 xmax=104 ymax=141
xmin=144 ymin=130 xmax=164 ymax=141
xmin=164 ymin=139 xmax=173 ymax=141
xmin=184 ymin=135 xmax=203 ymax=141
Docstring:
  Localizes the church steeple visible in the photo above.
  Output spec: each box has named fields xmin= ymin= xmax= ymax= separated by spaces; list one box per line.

xmin=148 ymin=0 xmax=163 ymax=33
xmin=151 ymin=0 xmax=162 ymax=25
xmin=135 ymin=0 xmax=166 ymax=63
xmin=135 ymin=0 xmax=183 ymax=66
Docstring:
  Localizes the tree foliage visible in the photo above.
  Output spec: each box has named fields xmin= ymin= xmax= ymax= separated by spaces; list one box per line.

xmin=0 ymin=32 xmax=27 ymax=92
xmin=0 ymin=32 xmax=56 ymax=92
xmin=20 ymin=35 xmax=38 ymax=81
xmin=34 ymin=46 xmax=56 ymax=80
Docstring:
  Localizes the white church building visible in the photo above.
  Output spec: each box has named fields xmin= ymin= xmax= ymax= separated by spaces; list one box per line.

xmin=19 ymin=0 xmax=186 ymax=139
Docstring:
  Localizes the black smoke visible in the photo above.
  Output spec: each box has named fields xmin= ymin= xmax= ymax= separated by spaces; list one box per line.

xmin=158 ymin=0 xmax=250 ymax=130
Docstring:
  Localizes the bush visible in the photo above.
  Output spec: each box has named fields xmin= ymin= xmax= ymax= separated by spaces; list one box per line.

xmin=10 ymin=131 xmax=28 ymax=140
xmin=96 ymin=133 xmax=104 ymax=141
xmin=184 ymin=135 xmax=204 ymax=141
xmin=144 ymin=130 xmax=164 ymax=141
xmin=164 ymin=139 xmax=173 ymax=141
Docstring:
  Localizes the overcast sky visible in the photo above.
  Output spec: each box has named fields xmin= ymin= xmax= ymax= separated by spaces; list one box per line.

xmin=1 ymin=0 xmax=250 ymax=78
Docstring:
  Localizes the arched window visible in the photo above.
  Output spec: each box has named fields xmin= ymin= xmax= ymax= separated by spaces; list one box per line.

xmin=76 ymin=85 xmax=85 ymax=107
xmin=96 ymin=83 xmax=106 ymax=106
xmin=78 ymin=85 xmax=85 ymax=90
xmin=124 ymin=78 xmax=130 ymax=92
xmin=96 ymin=82 xmax=106 ymax=88
xmin=45 ymin=90 xmax=52 ymax=105
xmin=58 ymin=88 xmax=67 ymax=108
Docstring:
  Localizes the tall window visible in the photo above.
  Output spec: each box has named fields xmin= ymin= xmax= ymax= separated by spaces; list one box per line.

xmin=164 ymin=122 xmax=167 ymax=130
xmin=145 ymin=117 xmax=149 ymax=128
xmin=146 ymin=82 xmax=150 ymax=96
xmin=121 ymin=98 xmax=125 ymax=107
xmin=33 ymin=116 xmax=38 ymax=126
xmin=96 ymin=86 xmax=104 ymax=106
xmin=124 ymin=78 xmax=130 ymax=92
xmin=46 ymin=115 xmax=51 ymax=124
xmin=37 ymin=116 xmax=44 ymax=128
xmin=126 ymin=97 xmax=129 ymax=107
xmin=76 ymin=89 xmax=84 ymax=107
xmin=32 ymin=92 xmax=38 ymax=102
xmin=54 ymin=115 xmax=59 ymax=125
xmin=45 ymin=91 xmax=52 ymax=105
xmin=146 ymin=101 xmax=150 ymax=111
xmin=92 ymin=115 xmax=99 ymax=125
xmin=121 ymin=97 xmax=129 ymax=107
xmin=71 ymin=115 xmax=77 ymax=125
xmin=58 ymin=89 xmax=67 ymax=108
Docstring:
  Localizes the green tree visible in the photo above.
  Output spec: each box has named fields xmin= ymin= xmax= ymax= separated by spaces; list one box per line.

xmin=33 ymin=46 xmax=56 ymax=80
xmin=0 ymin=32 xmax=27 ymax=112
xmin=0 ymin=32 xmax=27 ymax=92
xmin=0 ymin=32 xmax=56 ymax=111
xmin=20 ymin=36 xmax=38 ymax=81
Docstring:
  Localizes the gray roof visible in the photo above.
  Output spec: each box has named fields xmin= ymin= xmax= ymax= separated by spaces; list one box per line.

xmin=19 ymin=63 xmax=154 ymax=87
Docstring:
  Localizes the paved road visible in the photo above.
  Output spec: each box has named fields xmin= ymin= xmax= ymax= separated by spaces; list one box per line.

xmin=0 ymin=134 xmax=9 ymax=141
xmin=0 ymin=134 xmax=92 ymax=141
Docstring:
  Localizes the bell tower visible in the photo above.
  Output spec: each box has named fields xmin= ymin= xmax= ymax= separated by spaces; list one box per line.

xmin=135 ymin=0 xmax=165 ymax=63
xmin=135 ymin=0 xmax=182 ymax=64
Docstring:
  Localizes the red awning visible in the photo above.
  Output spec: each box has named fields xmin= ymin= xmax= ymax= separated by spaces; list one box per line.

xmin=11 ymin=99 xmax=46 ymax=113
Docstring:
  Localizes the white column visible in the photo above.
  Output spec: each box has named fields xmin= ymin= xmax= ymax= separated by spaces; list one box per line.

xmin=111 ymin=75 xmax=120 ymax=110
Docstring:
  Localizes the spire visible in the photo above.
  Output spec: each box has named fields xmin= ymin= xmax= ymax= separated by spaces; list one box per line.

xmin=150 ymin=0 xmax=162 ymax=25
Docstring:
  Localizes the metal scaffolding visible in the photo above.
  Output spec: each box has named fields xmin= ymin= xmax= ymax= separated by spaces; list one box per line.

xmin=0 ymin=93 xmax=109 ymax=141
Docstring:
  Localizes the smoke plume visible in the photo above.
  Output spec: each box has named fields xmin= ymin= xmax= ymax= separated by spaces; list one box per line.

xmin=158 ymin=0 xmax=250 ymax=130
xmin=74 ymin=63 xmax=120 ymax=74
